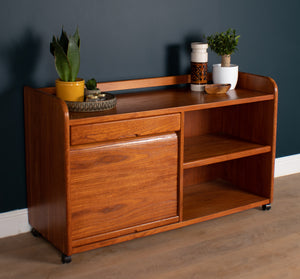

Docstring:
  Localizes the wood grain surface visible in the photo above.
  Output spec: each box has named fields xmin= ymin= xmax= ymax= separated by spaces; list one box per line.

xmin=70 ymin=113 xmax=180 ymax=145
xmin=70 ymin=133 xmax=178 ymax=241
xmin=182 ymin=180 xmax=268 ymax=221
xmin=184 ymin=134 xmax=271 ymax=168
xmin=69 ymin=88 xmax=274 ymax=124
xmin=24 ymin=87 xmax=71 ymax=255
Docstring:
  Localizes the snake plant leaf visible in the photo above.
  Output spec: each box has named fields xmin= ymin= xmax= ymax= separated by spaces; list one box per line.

xmin=73 ymin=27 xmax=80 ymax=49
xmin=50 ymin=36 xmax=56 ymax=56
xmin=53 ymin=40 xmax=71 ymax=81
xmin=59 ymin=29 xmax=69 ymax=55
xmin=67 ymin=36 xmax=80 ymax=81
xmin=50 ymin=27 xmax=81 ymax=81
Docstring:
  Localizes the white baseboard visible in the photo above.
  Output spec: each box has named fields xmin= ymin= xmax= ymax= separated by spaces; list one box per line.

xmin=0 ymin=208 xmax=31 ymax=238
xmin=0 ymin=154 xmax=299 ymax=239
xmin=274 ymin=154 xmax=300 ymax=178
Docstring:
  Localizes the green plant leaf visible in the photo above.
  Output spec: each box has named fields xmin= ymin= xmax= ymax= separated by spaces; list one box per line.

xmin=50 ymin=36 xmax=56 ymax=56
xmin=59 ymin=28 xmax=69 ymax=55
xmin=206 ymin=28 xmax=240 ymax=56
xmin=67 ymin=36 xmax=80 ymax=81
xmin=73 ymin=27 xmax=80 ymax=49
xmin=85 ymin=78 xmax=97 ymax=90
xmin=50 ymin=27 xmax=81 ymax=81
xmin=53 ymin=40 xmax=71 ymax=81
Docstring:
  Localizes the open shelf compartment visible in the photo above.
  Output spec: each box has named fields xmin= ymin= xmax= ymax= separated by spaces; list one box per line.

xmin=182 ymin=154 xmax=273 ymax=222
xmin=183 ymin=179 xmax=269 ymax=221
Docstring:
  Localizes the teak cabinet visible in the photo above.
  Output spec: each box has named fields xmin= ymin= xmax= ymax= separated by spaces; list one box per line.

xmin=24 ymin=73 xmax=278 ymax=263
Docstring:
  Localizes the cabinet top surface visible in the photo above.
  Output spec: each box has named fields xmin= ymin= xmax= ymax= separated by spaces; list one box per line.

xmin=31 ymin=73 xmax=277 ymax=125
xmin=68 ymin=87 xmax=274 ymax=124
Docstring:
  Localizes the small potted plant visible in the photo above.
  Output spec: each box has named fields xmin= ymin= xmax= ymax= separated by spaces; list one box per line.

xmin=50 ymin=27 xmax=85 ymax=101
xmin=206 ymin=28 xmax=240 ymax=89
xmin=85 ymin=78 xmax=103 ymax=102
xmin=85 ymin=78 xmax=100 ymax=95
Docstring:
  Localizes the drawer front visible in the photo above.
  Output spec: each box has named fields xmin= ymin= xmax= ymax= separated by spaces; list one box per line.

xmin=70 ymin=113 xmax=180 ymax=145
xmin=70 ymin=133 xmax=178 ymax=241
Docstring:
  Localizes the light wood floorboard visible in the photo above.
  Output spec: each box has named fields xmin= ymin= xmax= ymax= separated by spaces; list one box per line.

xmin=1 ymin=173 xmax=300 ymax=279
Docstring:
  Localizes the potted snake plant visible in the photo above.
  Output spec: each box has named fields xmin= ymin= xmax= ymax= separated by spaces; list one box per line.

xmin=50 ymin=27 xmax=84 ymax=101
xmin=206 ymin=28 xmax=240 ymax=89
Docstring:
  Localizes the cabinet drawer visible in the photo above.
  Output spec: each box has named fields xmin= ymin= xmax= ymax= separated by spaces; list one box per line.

xmin=70 ymin=113 xmax=180 ymax=145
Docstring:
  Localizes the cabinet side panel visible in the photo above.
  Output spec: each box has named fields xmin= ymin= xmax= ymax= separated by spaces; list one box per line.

xmin=70 ymin=133 xmax=178 ymax=240
xmin=24 ymin=87 xmax=70 ymax=255
xmin=237 ymin=72 xmax=277 ymax=94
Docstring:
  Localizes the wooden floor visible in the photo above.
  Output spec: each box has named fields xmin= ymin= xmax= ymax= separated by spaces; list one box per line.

xmin=1 ymin=173 xmax=300 ymax=279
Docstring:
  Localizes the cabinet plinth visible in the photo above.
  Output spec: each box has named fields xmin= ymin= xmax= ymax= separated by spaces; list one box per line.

xmin=24 ymin=72 xmax=278 ymax=259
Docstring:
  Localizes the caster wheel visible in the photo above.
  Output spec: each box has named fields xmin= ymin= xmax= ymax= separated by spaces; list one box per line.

xmin=262 ymin=204 xmax=271 ymax=211
xmin=31 ymin=228 xmax=41 ymax=237
xmin=62 ymin=254 xmax=72 ymax=264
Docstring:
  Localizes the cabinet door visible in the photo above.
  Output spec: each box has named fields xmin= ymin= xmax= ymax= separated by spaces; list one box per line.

xmin=70 ymin=133 xmax=178 ymax=241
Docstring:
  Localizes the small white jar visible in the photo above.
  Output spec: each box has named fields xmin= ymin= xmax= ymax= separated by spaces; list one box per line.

xmin=190 ymin=42 xmax=208 ymax=91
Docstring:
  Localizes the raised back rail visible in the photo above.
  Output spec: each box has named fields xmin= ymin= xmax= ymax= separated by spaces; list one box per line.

xmin=97 ymin=74 xmax=191 ymax=92
xmin=41 ymin=75 xmax=191 ymax=95
xmin=38 ymin=72 xmax=277 ymax=96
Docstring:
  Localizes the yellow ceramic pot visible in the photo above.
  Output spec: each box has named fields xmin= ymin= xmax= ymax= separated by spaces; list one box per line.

xmin=55 ymin=78 xmax=85 ymax=102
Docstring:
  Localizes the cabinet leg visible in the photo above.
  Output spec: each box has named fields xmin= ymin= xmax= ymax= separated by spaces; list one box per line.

xmin=31 ymin=228 xmax=41 ymax=237
xmin=61 ymin=254 xmax=72 ymax=264
xmin=262 ymin=204 xmax=271 ymax=211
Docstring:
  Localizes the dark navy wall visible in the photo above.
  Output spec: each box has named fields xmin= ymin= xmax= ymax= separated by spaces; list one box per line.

xmin=1 ymin=0 xmax=299 ymax=213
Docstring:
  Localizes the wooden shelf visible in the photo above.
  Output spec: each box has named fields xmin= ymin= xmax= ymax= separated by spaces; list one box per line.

xmin=183 ymin=180 xmax=269 ymax=221
xmin=184 ymin=134 xmax=271 ymax=169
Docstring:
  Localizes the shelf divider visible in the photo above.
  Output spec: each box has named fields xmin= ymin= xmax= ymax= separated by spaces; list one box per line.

xmin=184 ymin=134 xmax=271 ymax=169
